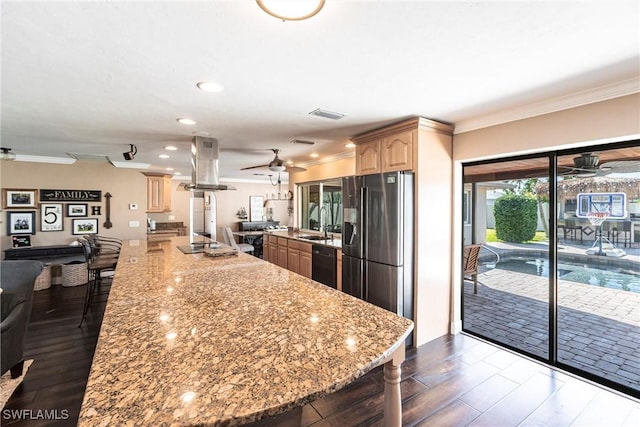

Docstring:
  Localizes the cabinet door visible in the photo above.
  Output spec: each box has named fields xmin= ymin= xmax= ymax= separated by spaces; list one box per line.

xmin=146 ymin=176 xmax=164 ymax=212
xmin=288 ymin=248 xmax=300 ymax=274
xmin=162 ymin=176 xmax=172 ymax=211
xmin=269 ymin=244 xmax=278 ymax=264
xmin=299 ymin=251 xmax=312 ymax=278
xmin=263 ymin=243 xmax=270 ymax=262
xmin=382 ymin=130 xmax=414 ymax=172
xmin=277 ymin=245 xmax=288 ymax=269
xmin=356 ymin=140 xmax=381 ymax=175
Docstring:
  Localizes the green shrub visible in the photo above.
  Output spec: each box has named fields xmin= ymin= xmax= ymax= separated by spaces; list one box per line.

xmin=494 ymin=195 xmax=538 ymax=242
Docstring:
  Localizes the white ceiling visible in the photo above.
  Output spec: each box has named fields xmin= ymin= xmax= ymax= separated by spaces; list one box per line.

xmin=2 ymin=1 xmax=639 ymax=182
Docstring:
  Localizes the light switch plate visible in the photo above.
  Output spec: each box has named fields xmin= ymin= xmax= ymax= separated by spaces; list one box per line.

xmin=129 ymin=220 xmax=140 ymax=228
xmin=129 ymin=203 xmax=138 ymax=210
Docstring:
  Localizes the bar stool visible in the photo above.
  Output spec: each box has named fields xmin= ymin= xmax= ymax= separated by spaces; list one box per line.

xmin=78 ymin=238 xmax=118 ymax=327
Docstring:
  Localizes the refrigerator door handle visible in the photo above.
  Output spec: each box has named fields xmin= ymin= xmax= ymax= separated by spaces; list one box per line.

xmin=361 ymin=186 xmax=367 ymax=259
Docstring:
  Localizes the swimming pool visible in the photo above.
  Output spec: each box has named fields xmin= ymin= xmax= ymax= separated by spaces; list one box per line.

xmin=494 ymin=258 xmax=640 ymax=293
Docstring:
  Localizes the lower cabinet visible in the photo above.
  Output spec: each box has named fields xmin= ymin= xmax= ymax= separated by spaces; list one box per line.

xmin=288 ymin=240 xmax=312 ymax=278
xmin=299 ymin=250 xmax=312 ymax=278
xmin=277 ymin=237 xmax=288 ymax=269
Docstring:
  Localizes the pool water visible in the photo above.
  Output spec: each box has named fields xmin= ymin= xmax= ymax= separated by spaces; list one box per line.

xmin=494 ymin=258 xmax=640 ymax=293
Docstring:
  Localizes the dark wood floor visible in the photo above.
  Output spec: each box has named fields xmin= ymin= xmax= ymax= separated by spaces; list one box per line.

xmin=3 ymin=283 xmax=639 ymax=426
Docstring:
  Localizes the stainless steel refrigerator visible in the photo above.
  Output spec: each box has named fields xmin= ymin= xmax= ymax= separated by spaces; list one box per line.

xmin=342 ymin=172 xmax=414 ymax=322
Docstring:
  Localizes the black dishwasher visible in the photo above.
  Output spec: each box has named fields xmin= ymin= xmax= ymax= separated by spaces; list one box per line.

xmin=311 ymin=245 xmax=336 ymax=288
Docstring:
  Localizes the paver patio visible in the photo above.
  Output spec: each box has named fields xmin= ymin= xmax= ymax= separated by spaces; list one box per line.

xmin=463 ymin=242 xmax=639 ymax=395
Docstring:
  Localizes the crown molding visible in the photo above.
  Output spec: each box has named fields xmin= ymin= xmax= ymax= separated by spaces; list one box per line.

xmin=454 ymin=77 xmax=640 ymax=134
xmin=297 ymin=150 xmax=354 ymax=169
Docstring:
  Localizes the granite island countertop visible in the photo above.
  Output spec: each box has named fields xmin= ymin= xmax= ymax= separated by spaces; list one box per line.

xmin=79 ymin=236 xmax=413 ymax=426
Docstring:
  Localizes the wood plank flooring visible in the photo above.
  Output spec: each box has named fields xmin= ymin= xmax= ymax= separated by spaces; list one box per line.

xmin=3 ymin=282 xmax=638 ymax=426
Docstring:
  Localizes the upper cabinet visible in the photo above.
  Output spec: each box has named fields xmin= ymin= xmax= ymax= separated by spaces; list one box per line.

xmin=355 ymin=140 xmax=381 ymax=175
xmin=352 ymin=118 xmax=449 ymax=175
xmin=144 ymin=173 xmax=172 ymax=212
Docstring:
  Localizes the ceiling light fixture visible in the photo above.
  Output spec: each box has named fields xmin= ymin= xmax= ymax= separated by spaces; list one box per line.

xmin=257 ymin=0 xmax=325 ymax=21
xmin=0 ymin=147 xmax=16 ymax=161
xmin=177 ymin=118 xmax=197 ymax=125
xmin=310 ymin=152 xmax=319 ymax=158
xmin=196 ymin=81 xmax=224 ymax=93
xmin=159 ymin=154 xmax=170 ymax=159
xmin=345 ymin=142 xmax=356 ymax=148
xmin=123 ymin=144 xmax=137 ymax=161
xmin=164 ymin=145 xmax=178 ymax=151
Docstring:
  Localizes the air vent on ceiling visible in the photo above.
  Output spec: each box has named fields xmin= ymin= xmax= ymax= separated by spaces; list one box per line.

xmin=290 ymin=139 xmax=315 ymax=145
xmin=66 ymin=152 xmax=110 ymax=162
xmin=309 ymin=108 xmax=346 ymax=120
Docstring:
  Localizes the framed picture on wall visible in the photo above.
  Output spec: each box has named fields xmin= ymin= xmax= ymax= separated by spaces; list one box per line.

xmin=72 ymin=218 xmax=98 ymax=235
xmin=7 ymin=211 xmax=36 ymax=235
xmin=66 ymin=203 xmax=88 ymax=217
xmin=40 ymin=203 xmax=64 ymax=231
xmin=3 ymin=189 xmax=38 ymax=209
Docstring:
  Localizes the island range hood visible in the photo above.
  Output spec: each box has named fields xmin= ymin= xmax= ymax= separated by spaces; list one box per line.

xmin=185 ymin=137 xmax=235 ymax=191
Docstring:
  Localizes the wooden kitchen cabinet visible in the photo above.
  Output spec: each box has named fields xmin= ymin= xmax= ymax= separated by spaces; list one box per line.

xmin=277 ymin=237 xmax=288 ymax=269
xmin=144 ymin=173 xmax=172 ymax=212
xmin=355 ymin=140 xmax=381 ymax=175
xmin=382 ymin=130 xmax=413 ymax=172
xmin=288 ymin=240 xmax=312 ymax=278
xmin=287 ymin=248 xmax=300 ymax=274
xmin=352 ymin=125 xmax=416 ymax=175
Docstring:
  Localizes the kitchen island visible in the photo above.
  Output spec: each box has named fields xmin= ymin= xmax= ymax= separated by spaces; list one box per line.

xmin=79 ymin=236 xmax=413 ymax=426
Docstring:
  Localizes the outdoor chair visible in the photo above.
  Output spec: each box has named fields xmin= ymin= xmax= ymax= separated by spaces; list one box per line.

xmin=563 ymin=219 xmax=583 ymax=244
xmin=463 ymin=244 xmax=482 ymax=294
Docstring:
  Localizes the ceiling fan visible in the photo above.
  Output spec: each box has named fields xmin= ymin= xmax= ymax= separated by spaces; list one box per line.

xmin=559 ymin=153 xmax=612 ymax=177
xmin=240 ymin=149 xmax=306 ymax=173
xmin=559 ymin=153 xmax=640 ymax=177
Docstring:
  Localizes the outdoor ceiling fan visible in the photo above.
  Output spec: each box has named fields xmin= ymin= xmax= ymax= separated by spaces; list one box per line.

xmin=240 ymin=148 xmax=306 ymax=173
xmin=558 ymin=153 xmax=613 ymax=177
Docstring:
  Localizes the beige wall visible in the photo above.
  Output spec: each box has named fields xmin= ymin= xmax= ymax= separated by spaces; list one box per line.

xmin=0 ymin=161 xmax=293 ymax=251
xmin=0 ymin=161 xmax=148 ymax=249
xmin=449 ymin=93 xmax=640 ymax=334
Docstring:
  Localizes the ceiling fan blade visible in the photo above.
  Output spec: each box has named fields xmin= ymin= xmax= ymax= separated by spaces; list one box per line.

xmin=240 ymin=164 xmax=270 ymax=170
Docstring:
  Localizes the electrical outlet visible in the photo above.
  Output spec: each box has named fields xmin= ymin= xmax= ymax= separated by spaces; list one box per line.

xmin=129 ymin=220 xmax=140 ymax=228
xmin=168 ymin=214 xmax=175 ymax=220
xmin=129 ymin=240 xmax=140 ymax=246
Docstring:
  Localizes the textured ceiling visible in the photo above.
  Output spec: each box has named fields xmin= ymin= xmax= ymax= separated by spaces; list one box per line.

xmin=2 ymin=1 xmax=638 ymax=182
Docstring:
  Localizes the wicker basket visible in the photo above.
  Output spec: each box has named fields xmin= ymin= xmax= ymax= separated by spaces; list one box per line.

xmin=61 ymin=262 xmax=87 ymax=287
xmin=34 ymin=264 xmax=52 ymax=291
xmin=50 ymin=264 xmax=63 ymax=285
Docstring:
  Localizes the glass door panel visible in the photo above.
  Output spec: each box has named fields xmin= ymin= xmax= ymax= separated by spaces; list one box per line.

xmin=556 ymin=147 xmax=640 ymax=394
xmin=463 ymin=156 xmax=550 ymax=359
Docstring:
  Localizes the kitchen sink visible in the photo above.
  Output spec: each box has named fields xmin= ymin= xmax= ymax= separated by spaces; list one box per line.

xmin=299 ymin=235 xmax=330 ymax=241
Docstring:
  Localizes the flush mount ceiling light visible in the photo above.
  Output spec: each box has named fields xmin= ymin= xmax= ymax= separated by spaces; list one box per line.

xmin=309 ymin=108 xmax=345 ymax=120
xmin=164 ymin=145 xmax=178 ymax=151
xmin=257 ymin=0 xmax=325 ymax=21
xmin=196 ymin=81 xmax=224 ymax=93
xmin=1 ymin=147 xmax=16 ymax=161
xmin=159 ymin=154 xmax=170 ymax=159
xmin=345 ymin=142 xmax=356 ymax=148
xmin=177 ymin=118 xmax=197 ymax=125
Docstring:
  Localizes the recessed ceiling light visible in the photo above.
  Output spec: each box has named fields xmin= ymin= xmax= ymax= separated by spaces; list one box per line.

xmin=174 ymin=172 xmax=182 ymax=176
xmin=310 ymin=152 xmax=319 ymax=158
xmin=177 ymin=118 xmax=197 ymax=125
xmin=164 ymin=145 xmax=178 ymax=151
xmin=345 ymin=142 xmax=356 ymax=148
xmin=166 ymin=167 xmax=174 ymax=171
xmin=159 ymin=154 xmax=170 ymax=159
xmin=196 ymin=81 xmax=224 ymax=93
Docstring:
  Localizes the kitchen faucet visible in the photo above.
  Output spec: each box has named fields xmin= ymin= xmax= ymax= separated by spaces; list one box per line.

xmin=319 ymin=206 xmax=329 ymax=239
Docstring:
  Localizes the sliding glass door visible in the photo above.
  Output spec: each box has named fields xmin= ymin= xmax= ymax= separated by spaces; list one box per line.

xmin=463 ymin=156 xmax=551 ymax=359
xmin=462 ymin=142 xmax=640 ymax=397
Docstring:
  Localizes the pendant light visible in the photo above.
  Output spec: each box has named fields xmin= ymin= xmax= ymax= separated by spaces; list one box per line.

xmin=257 ymin=0 xmax=325 ymax=22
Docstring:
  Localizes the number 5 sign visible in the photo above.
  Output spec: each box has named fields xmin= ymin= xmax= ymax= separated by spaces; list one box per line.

xmin=40 ymin=203 xmax=64 ymax=232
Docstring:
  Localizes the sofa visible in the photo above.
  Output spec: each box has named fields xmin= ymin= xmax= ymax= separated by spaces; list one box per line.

xmin=1 ymin=260 xmax=43 ymax=378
